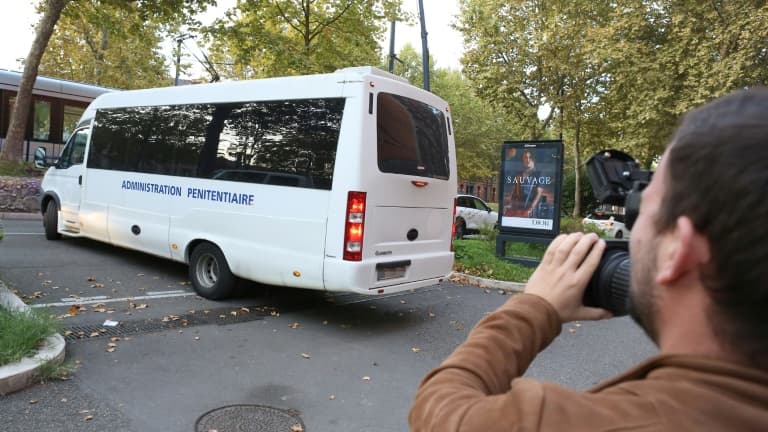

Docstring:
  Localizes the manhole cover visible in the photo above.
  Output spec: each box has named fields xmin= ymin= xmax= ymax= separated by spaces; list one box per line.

xmin=195 ymin=405 xmax=305 ymax=432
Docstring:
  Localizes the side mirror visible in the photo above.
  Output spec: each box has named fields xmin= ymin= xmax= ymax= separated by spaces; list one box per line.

xmin=33 ymin=147 xmax=48 ymax=169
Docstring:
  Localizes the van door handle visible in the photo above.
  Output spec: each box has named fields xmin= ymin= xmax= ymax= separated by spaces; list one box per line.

xmin=78 ymin=175 xmax=82 ymax=185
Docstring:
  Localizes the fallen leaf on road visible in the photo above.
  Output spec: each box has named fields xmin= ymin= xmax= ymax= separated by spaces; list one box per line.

xmin=84 ymin=415 xmax=94 ymax=421
xmin=29 ymin=400 xmax=38 ymax=404
xmin=194 ymin=337 xmax=200 ymax=341
xmin=136 ymin=273 xmax=145 ymax=277
xmin=110 ymin=337 xmax=121 ymax=342
xmin=230 ymin=311 xmax=238 ymax=316
xmin=289 ymin=322 xmax=300 ymax=329
xmin=300 ymin=353 xmax=311 ymax=359
xmin=568 ymin=328 xmax=576 ymax=334
xmin=92 ymin=308 xmax=107 ymax=313
xmin=428 ymin=312 xmax=436 ymax=318
xmin=89 ymin=332 xmax=100 ymax=338
xmin=64 ymin=331 xmax=74 ymax=337
xmin=87 ymin=276 xmax=96 ymax=282
xmin=90 ymin=283 xmax=105 ymax=288
xmin=290 ymin=425 xmax=304 ymax=432
xmin=411 ymin=347 xmax=421 ymax=353
xmin=106 ymin=347 xmax=116 ymax=353
xmin=129 ymin=303 xmax=148 ymax=309
xmin=107 ymin=343 xmax=117 ymax=348
xmin=240 ymin=307 xmax=250 ymax=313
xmin=400 ymin=300 xmax=407 ymax=304
xmin=67 ymin=306 xmax=79 ymax=316
xmin=362 ymin=376 xmax=371 ymax=381
xmin=329 ymin=394 xmax=336 ymax=400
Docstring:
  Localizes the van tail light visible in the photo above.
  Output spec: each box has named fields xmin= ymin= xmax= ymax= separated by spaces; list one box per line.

xmin=343 ymin=191 xmax=367 ymax=261
xmin=451 ymin=198 xmax=457 ymax=252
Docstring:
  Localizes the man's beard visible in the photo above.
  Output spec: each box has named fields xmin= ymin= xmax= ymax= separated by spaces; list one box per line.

xmin=628 ymin=238 xmax=660 ymax=344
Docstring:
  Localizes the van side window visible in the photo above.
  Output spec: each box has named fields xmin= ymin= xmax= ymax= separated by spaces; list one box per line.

xmin=377 ymin=93 xmax=449 ymax=180
xmin=57 ymin=128 xmax=88 ymax=169
xmin=88 ymin=98 xmax=345 ymax=190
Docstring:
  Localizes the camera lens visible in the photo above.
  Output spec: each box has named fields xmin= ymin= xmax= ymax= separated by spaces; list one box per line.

xmin=583 ymin=243 xmax=631 ymax=316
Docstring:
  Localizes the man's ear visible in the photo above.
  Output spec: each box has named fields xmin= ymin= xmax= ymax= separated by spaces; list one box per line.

xmin=656 ymin=216 xmax=710 ymax=285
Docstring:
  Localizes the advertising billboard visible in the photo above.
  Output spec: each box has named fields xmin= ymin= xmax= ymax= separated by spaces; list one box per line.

xmin=498 ymin=140 xmax=563 ymax=237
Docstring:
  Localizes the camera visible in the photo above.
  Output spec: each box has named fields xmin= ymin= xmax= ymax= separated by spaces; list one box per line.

xmin=583 ymin=150 xmax=653 ymax=316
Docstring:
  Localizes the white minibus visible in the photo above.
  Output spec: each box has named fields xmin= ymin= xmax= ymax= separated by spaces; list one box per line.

xmin=36 ymin=67 xmax=457 ymax=299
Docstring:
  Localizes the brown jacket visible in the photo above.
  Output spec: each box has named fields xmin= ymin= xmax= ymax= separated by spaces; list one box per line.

xmin=409 ymin=294 xmax=768 ymax=431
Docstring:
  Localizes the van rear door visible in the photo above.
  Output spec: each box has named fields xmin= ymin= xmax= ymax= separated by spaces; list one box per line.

xmin=363 ymin=89 xmax=456 ymax=286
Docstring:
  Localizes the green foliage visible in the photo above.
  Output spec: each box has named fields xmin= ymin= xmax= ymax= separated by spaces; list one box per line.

xmin=456 ymin=0 xmax=768 ymax=211
xmin=38 ymin=0 xmax=215 ymax=89
xmin=205 ymin=0 xmax=407 ymax=79
xmin=0 ymin=308 xmax=61 ymax=367
xmin=0 ymin=161 xmax=43 ymax=177
xmin=560 ymin=167 xmax=596 ymax=218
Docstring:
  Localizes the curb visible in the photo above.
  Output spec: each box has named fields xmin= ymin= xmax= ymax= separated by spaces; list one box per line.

xmin=0 ymin=212 xmax=42 ymax=221
xmin=449 ymin=272 xmax=526 ymax=293
xmin=0 ymin=280 xmax=66 ymax=396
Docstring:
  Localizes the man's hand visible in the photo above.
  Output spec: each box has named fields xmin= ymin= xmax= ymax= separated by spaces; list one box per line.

xmin=524 ymin=232 xmax=612 ymax=322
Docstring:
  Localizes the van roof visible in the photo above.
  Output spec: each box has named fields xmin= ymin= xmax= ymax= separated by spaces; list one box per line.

xmin=83 ymin=66 xmax=416 ymax=115
xmin=333 ymin=66 xmax=410 ymax=84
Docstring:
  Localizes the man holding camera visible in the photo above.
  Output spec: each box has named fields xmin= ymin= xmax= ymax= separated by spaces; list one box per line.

xmin=409 ymin=88 xmax=768 ymax=431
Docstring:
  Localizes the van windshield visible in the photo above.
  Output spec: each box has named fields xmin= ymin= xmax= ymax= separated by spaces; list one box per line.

xmin=377 ymin=93 xmax=449 ymax=180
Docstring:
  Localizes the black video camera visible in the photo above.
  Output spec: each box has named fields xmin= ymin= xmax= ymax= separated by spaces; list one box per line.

xmin=582 ymin=150 xmax=653 ymax=316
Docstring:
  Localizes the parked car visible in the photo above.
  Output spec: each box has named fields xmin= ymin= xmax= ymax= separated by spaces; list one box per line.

xmin=582 ymin=212 xmax=631 ymax=239
xmin=455 ymin=194 xmax=498 ymax=239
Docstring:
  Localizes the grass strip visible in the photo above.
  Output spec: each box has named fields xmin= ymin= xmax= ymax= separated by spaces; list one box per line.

xmin=0 ymin=307 xmax=60 ymax=367
xmin=454 ymin=238 xmax=538 ymax=282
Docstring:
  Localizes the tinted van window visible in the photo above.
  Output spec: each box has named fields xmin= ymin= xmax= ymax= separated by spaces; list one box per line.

xmin=377 ymin=93 xmax=449 ymax=180
xmin=88 ymin=98 xmax=345 ymax=190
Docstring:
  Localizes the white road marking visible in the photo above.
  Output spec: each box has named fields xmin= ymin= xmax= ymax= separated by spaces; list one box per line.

xmin=31 ymin=290 xmax=196 ymax=308
xmin=3 ymin=232 xmax=44 ymax=235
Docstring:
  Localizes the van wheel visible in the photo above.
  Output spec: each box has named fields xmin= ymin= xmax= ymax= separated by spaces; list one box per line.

xmin=189 ymin=242 xmax=236 ymax=300
xmin=455 ymin=219 xmax=466 ymax=239
xmin=43 ymin=200 xmax=61 ymax=240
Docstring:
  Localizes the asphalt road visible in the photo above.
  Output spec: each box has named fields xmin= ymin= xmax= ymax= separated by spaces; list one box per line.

xmin=0 ymin=219 xmax=658 ymax=431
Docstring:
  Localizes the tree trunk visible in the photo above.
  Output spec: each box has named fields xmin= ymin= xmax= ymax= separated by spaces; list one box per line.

xmin=1 ymin=0 xmax=70 ymax=162
xmin=572 ymin=119 xmax=582 ymax=218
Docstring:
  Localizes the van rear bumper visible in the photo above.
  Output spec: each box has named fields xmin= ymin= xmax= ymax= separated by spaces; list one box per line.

xmin=323 ymin=252 xmax=454 ymax=295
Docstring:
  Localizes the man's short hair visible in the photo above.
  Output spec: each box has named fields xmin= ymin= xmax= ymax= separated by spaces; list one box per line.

xmin=658 ymin=87 xmax=768 ymax=369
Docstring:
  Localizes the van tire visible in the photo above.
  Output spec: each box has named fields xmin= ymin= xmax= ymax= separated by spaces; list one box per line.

xmin=43 ymin=200 xmax=61 ymax=240
xmin=189 ymin=242 xmax=236 ymax=300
